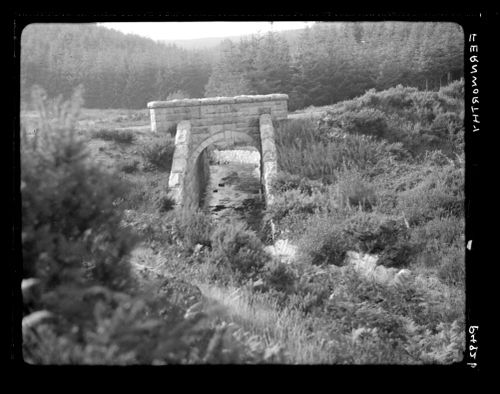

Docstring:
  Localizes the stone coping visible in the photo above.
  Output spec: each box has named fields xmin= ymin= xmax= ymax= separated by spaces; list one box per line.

xmin=147 ymin=94 xmax=289 ymax=109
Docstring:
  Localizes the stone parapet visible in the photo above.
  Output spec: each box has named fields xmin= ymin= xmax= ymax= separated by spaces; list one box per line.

xmin=148 ymin=94 xmax=288 ymax=108
xmin=148 ymin=94 xmax=287 ymax=134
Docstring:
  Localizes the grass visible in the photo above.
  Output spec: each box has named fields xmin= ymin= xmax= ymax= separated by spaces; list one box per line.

xmin=195 ymin=282 xmax=337 ymax=363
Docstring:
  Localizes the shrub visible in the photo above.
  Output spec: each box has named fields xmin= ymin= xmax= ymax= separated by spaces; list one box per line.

xmin=342 ymin=211 xmax=415 ymax=267
xmin=118 ymin=159 xmax=140 ymax=174
xmin=172 ymin=209 xmax=214 ymax=252
xmin=291 ymin=265 xmax=340 ymax=313
xmin=141 ymin=139 xmax=175 ymax=172
xmin=266 ymin=189 xmax=324 ymax=223
xmin=210 ymin=219 xmax=269 ymax=284
xmin=91 ymin=128 xmax=135 ymax=144
xmin=398 ymin=161 xmax=464 ymax=225
xmin=326 ymin=108 xmax=392 ymax=140
xmin=342 ymin=212 xmax=405 ymax=252
xmin=262 ymin=260 xmax=297 ymax=294
xmin=438 ymin=78 xmax=464 ymax=101
xmin=335 ymin=169 xmax=377 ymax=210
xmin=437 ymin=246 xmax=465 ymax=287
xmin=319 ymin=81 xmax=465 ymax=158
xmin=21 ymin=86 xmax=138 ymax=294
xmin=23 ymin=280 xmax=275 ymax=365
xmin=410 ymin=216 xmax=464 ymax=257
xmin=298 ymin=214 xmax=353 ymax=266
xmin=270 ymin=172 xmax=325 ymax=195
xmin=155 ymin=194 xmax=176 ymax=213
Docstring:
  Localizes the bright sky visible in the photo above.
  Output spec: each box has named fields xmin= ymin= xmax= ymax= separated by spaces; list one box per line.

xmin=99 ymin=22 xmax=315 ymax=41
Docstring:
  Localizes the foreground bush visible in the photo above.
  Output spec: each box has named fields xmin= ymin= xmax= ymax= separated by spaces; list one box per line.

xmin=21 ymin=87 xmax=137 ymax=293
xmin=23 ymin=279 xmax=281 ymax=364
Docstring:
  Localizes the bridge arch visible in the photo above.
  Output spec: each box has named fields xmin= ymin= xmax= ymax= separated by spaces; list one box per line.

xmin=147 ymin=94 xmax=288 ymax=210
xmin=189 ymin=131 xmax=258 ymax=165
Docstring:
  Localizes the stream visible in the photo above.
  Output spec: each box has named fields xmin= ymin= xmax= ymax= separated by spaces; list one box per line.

xmin=203 ymin=149 xmax=265 ymax=235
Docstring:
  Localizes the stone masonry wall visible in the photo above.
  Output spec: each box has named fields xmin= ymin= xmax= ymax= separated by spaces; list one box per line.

xmin=183 ymin=149 xmax=210 ymax=210
xmin=158 ymin=94 xmax=288 ymax=209
xmin=148 ymin=94 xmax=288 ymax=135
xmin=259 ymin=114 xmax=278 ymax=206
xmin=168 ymin=121 xmax=191 ymax=205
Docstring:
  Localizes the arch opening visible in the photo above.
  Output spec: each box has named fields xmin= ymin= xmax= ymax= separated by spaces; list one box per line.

xmin=184 ymin=130 xmax=262 ymax=212
xmin=158 ymin=95 xmax=286 ymax=212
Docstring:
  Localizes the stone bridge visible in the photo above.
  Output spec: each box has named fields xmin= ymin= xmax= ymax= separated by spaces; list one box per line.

xmin=147 ymin=94 xmax=288 ymax=209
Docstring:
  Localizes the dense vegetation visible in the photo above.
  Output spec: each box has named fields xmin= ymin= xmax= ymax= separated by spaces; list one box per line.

xmin=21 ymin=22 xmax=463 ymax=111
xmin=20 ymin=79 xmax=465 ymax=364
xmin=272 ymin=80 xmax=464 ymax=280
xmin=20 ymin=24 xmax=213 ymax=108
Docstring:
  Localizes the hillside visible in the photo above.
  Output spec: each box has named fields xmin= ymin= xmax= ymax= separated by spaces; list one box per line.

xmin=21 ymin=22 xmax=463 ymax=112
xmin=20 ymin=23 xmax=212 ymax=108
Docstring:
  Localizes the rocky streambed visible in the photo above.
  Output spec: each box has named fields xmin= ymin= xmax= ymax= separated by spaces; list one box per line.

xmin=203 ymin=149 xmax=265 ymax=235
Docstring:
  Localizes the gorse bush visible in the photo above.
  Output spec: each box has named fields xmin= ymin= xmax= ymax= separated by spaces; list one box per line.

xmin=342 ymin=211 xmax=415 ymax=267
xmin=140 ymin=138 xmax=175 ymax=172
xmin=210 ymin=219 xmax=269 ymax=284
xmin=326 ymin=108 xmax=392 ymax=140
xmin=118 ymin=159 xmax=140 ymax=174
xmin=262 ymin=260 xmax=297 ymax=295
xmin=320 ymin=81 xmax=464 ymax=157
xmin=397 ymin=161 xmax=464 ymax=226
xmin=296 ymin=209 xmax=415 ymax=269
xmin=298 ymin=214 xmax=353 ymax=266
xmin=266 ymin=189 xmax=325 ymax=223
xmin=155 ymin=194 xmax=176 ymax=213
xmin=335 ymin=169 xmax=377 ymax=211
xmin=91 ymin=128 xmax=135 ymax=144
xmin=21 ymin=86 xmax=137 ymax=293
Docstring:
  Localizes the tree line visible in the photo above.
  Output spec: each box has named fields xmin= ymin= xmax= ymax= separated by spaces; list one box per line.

xmin=21 ymin=22 xmax=464 ymax=111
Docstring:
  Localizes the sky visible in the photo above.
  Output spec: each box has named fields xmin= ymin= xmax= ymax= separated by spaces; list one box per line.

xmin=99 ymin=22 xmax=315 ymax=41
